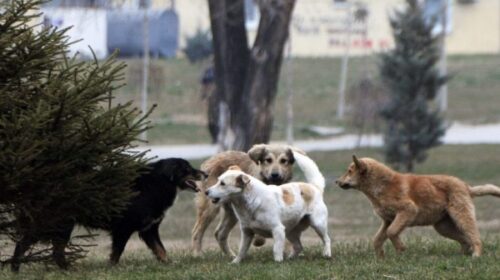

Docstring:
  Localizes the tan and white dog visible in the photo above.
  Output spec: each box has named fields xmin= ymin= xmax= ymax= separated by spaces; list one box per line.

xmin=205 ymin=151 xmax=331 ymax=263
xmin=191 ymin=144 xmax=297 ymax=257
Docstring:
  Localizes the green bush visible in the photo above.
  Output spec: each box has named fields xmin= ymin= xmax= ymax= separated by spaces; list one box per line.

xmin=0 ymin=0 xmax=153 ymax=266
xmin=183 ymin=29 xmax=213 ymax=63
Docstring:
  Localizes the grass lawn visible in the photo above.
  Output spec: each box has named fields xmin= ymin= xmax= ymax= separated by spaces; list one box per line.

xmin=113 ymin=55 xmax=500 ymax=145
xmin=4 ymin=241 xmax=500 ymax=280
xmin=2 ymin=144 xmax=500 ymax=279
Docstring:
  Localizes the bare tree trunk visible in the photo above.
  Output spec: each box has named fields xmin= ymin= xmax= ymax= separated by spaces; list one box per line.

xmin=140 ymin=2 xmax=150 ymax=141
xmin=438 ymin=0 xmax=449 ymax=112
xmin=208 ymin=0 xmax=249 ymax=150
xmin=337 ymin=3 xmax=352 ymax=120
xmin=285 ymin=38 xmax=294 ymax=145
xmin=208 ymin=0 xmax=296 ymax=151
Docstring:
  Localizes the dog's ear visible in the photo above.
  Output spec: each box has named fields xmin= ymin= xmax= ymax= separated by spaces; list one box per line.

xmin=248 ymin=144 xmax=267 ymax=163
xmin=286 ymin=148 xmax=295 ymax=165
xmin=352 ymin=155 xmax=367 ymax=174
xmin=228 ymin=165 xmax=241 ymax=171
xmin=236 ymin=174 xmax=250 ymax=187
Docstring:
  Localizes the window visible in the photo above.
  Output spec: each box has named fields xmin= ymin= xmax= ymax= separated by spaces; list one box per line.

xmin=333 ymin=0 xmax=349 ymax=7
xmin=423 ymin=0 xmax=453 ymax=35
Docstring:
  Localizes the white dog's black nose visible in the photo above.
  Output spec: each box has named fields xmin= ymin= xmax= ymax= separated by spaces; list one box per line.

xmin=205 ymin=191 xmax=209 ymax=196
xmin=271 ymin=173 xmax=280 ymax=179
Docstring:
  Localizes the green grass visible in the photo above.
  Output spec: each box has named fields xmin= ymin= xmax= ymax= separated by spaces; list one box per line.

xmin=3 ymin=240 xmax=500 ymax=280
xmin=2 ymin=144 xmax=500 ymax=279
xmin=113 ymin=55 xmax=500 ymax=144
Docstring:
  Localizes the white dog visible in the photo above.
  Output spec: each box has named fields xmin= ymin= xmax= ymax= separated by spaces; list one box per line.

xmin=205 ymin=151 xmax=331 ymax=263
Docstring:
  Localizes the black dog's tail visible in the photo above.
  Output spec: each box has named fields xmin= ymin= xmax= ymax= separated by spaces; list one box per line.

xmin=470 ymin=184 xmax=500 ymax=197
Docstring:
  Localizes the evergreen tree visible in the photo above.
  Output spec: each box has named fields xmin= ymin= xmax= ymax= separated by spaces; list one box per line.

xmin=379 ymin=0 xmax=447 ymax=172
xmin=0 ymin=0 xmax=153 ymax=265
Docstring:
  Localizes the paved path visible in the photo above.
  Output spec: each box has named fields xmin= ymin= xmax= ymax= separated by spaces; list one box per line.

xmin=133 ymin=122 xmax=500 ymax=160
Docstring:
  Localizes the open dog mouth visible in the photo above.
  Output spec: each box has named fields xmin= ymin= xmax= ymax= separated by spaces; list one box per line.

xmin=184 ymin=179 xmax=199 ymax=192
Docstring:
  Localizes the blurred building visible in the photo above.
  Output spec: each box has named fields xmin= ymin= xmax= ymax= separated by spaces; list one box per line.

xmin=38 ymin=0 xmax=500 ymax=58
xmin=172 ymin=0 xmax=499 ymax=57
xmin=41 ymin=0 xmax=178 ymax=59
xmin=42 ymin=7 xmax=108 ymax=58
xmin=298 ymin=0 xmax=499 ymax=56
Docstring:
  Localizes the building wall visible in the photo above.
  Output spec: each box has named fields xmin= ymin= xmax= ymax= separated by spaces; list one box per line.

xmin=174 ymin=0 xmax=210 ymax=49
xmin=42 ymin=8 xmax=108 ymax=59
xmin=447 ymin=0 xmax=500 ymax=54
xmin=289 ymin=0 xmax=394 ymax=56
xmin=174 ymin=0 xmax=500 ymax=57
xmin=290 ymin=0 xmax=500 ymax=56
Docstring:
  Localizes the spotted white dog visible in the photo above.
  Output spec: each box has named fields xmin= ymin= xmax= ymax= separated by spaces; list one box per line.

xmin=205 ymin=151 xmax=331 ymax=263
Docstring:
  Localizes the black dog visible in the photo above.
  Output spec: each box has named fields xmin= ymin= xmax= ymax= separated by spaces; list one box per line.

xmin=11 ymin=158 xmax=206 ymax=271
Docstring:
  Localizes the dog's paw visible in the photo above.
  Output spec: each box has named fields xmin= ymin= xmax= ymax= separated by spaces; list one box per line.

xmin=396 ymin=245 xmax=407 ymax=253
xmin=375 ymin=251 xmax=385 ymax=259
xmin=274 ymin=256 xmax=284 ymax=263
xmin=192 ymin=251 xmax=202 ymax=258
xmin=158 ymin=257 xmax=171 ymax=264
xmin=230 ymin=258 xmax=242 ymax=264
xmin=287 ymin=250 xmax=305 ymax=259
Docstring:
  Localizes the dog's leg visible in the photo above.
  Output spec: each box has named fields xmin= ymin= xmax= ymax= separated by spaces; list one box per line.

xmin=214 ymin=203 xmax=237 ymax=257
xmin=110 ymin=229 xmax=134 ymax=265
xmin=286 ymin=230 xmax=303 ymax=259
xmin=447 ymin=198 xmax=482 ymax=257
xmin=191 ymin=198 xmax=220 ymax=256
xmin=389 ymin=235 xmax=406 ymax=254
xmin=373 ymin=219 xmax=405 ymax=258
xmin=434 ymin=217 xmax=471 ymax=254
xmin=232 ymin=228 xmax=254 ymax=264
xmin=271 ymin=225 xmax=286 ymax=262
xmin=385 ymin=209 xmax=416 ymax=246
xmin=373 ymin=220 xmax=389 ymax=258
xmin=139 ymin=222 xmax=169 ymax=263
xmin=51 ymin=224 xmax=73 ymax=270
xmin=309 ymin=214 xmax=332 ymax=258
xmin=11 ymin=236 xmax=37 ymax=272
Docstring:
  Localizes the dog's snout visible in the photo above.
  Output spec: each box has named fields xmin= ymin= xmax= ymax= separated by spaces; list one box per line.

xmin=271 ymin=173 xmax=280 ymax=179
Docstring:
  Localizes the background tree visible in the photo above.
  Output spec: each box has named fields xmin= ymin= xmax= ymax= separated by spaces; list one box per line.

xmin=183 ymin=28 xmax=213 ymax=63
xmin=208 ymin=0 xmax=296 ymax=151
xmin=348 ymin=77 xmax=386 ymax=148
xmin=379 ymin=0 xmax=447 ymax=171
xmin=0 ymin=0 xmax=152 ymax=266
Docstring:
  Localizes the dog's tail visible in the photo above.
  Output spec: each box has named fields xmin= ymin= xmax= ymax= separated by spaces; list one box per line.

xmin=470 ymin=184 xmax=500 ymax=198
xmin=292 ymin=151 xmax=325 ymax=191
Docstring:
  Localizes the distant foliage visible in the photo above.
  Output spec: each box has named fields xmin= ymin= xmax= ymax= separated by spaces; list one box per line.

xmin=183 ymin=29 xmax=213 ymax=63
xmin=0 ymin=0 xmax=152 ymax=266
xmin=379 ymin=0 xmax=448 ymax=171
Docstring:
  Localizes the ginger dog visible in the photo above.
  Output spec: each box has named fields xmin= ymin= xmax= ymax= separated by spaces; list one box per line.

xmin=206 ymin=151 xmax=331 ymax=263
xmin=336 ymin=155 xmax=500 ymax=258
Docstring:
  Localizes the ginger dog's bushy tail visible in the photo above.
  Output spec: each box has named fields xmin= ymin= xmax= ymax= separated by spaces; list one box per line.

xmin=470 ymin=184 xmax=500 ymax=197
xmin=292 ymin=151 xmax=325 ymax=191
